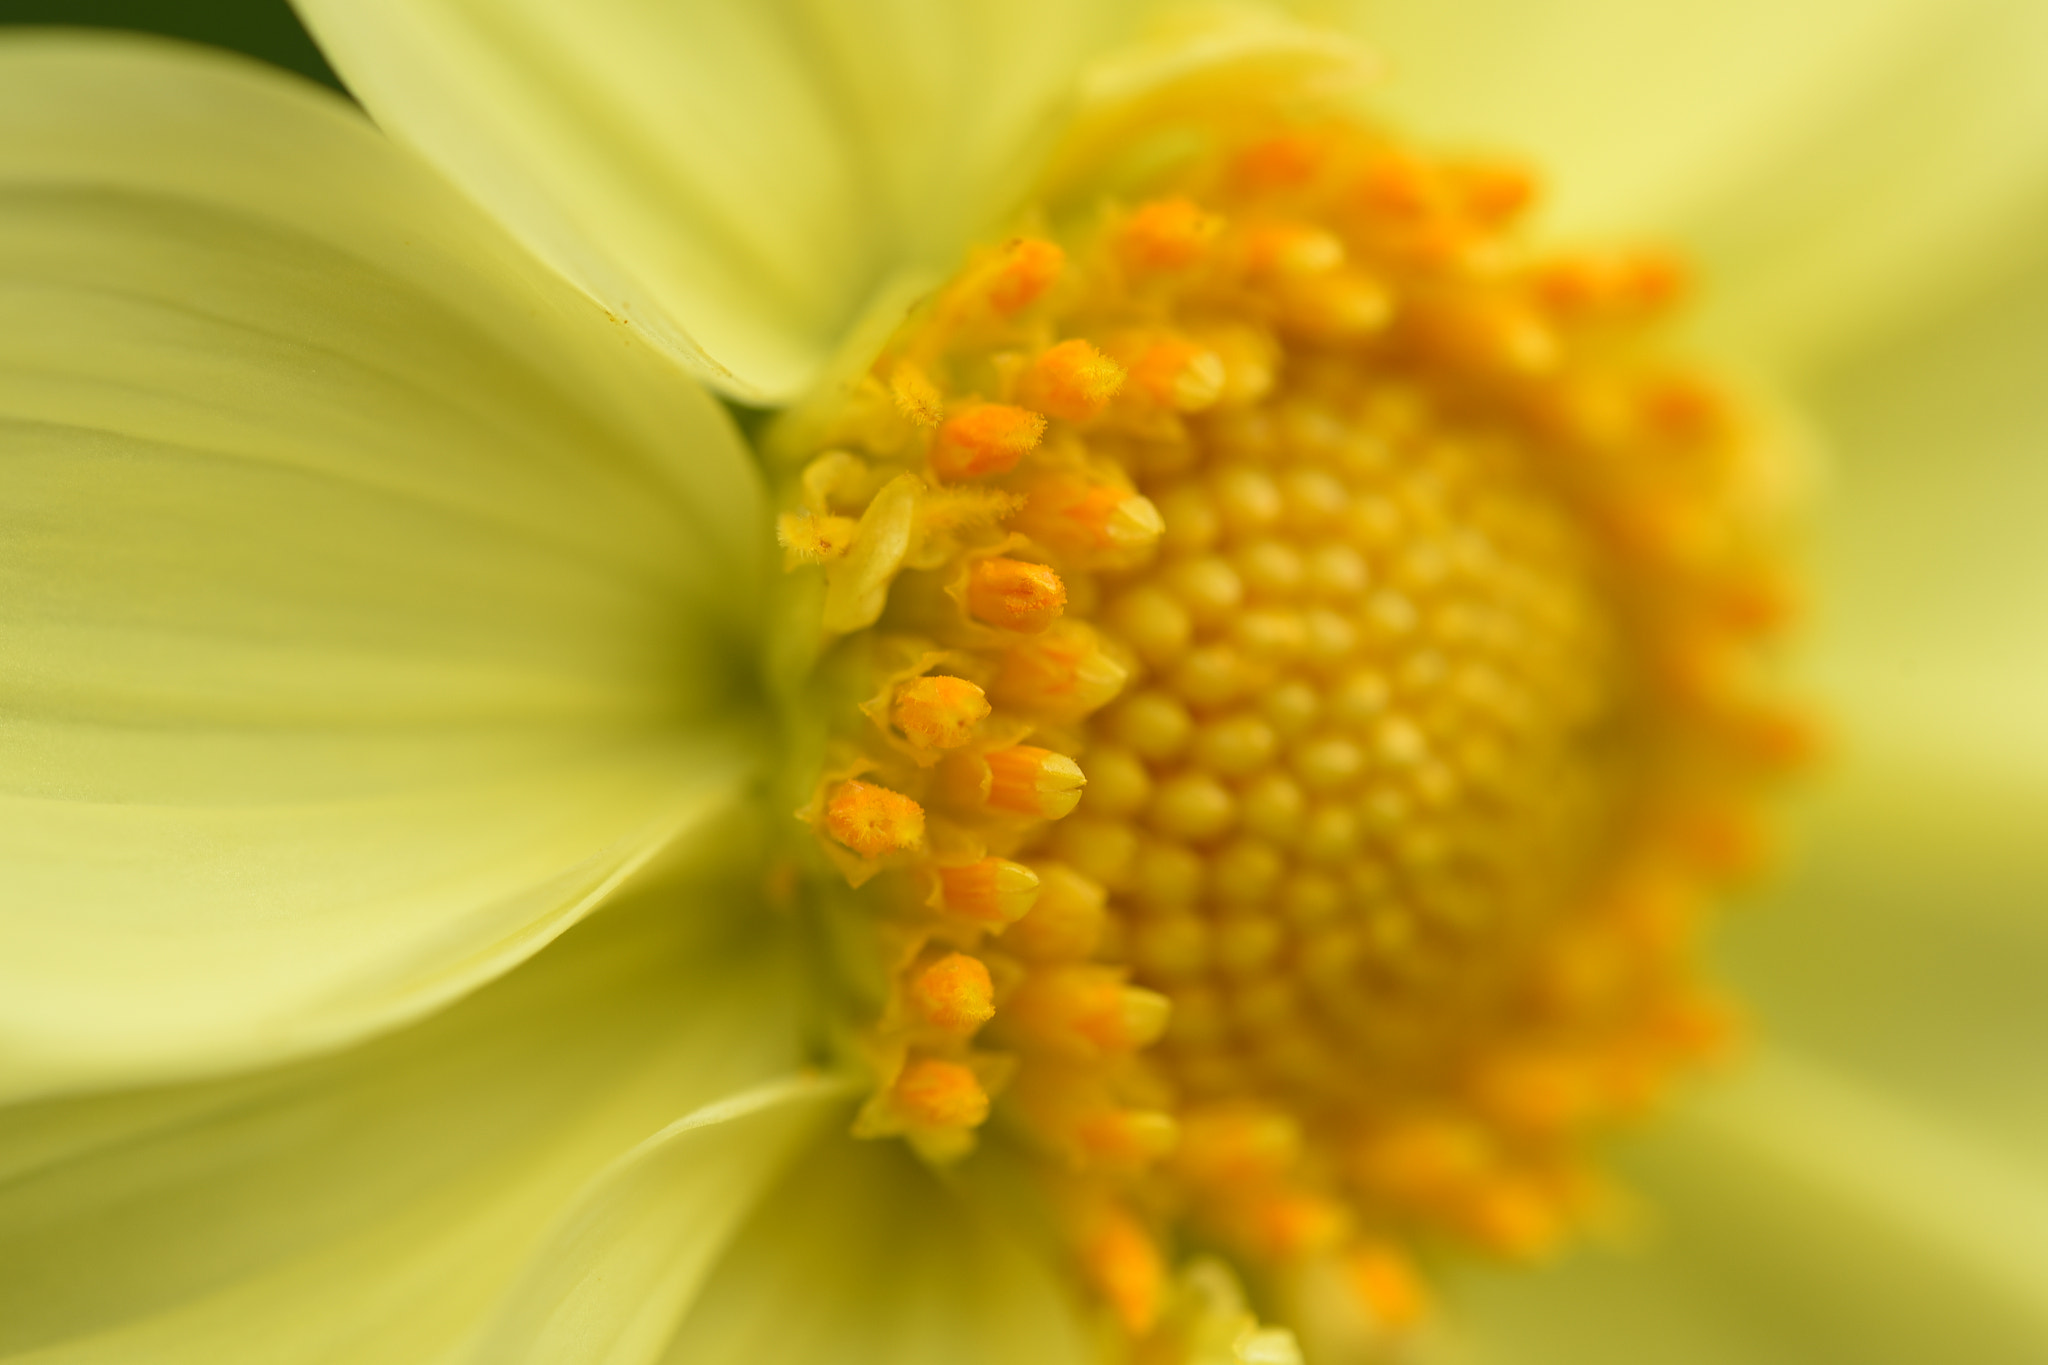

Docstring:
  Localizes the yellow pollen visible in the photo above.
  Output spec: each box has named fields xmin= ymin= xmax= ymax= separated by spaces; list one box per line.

xmin=910 ymin=952 xmax=997 ymax=1034
xmin=823 ymin=780 xmax=924 ymax=857
xmin=965 ymin=556 xmax=1067 ymax=632
xmin=776 ymin=112 xmax=1797 ymax=1345
xmin=932 ymin=402 xmax=1047 ymax=480
xmin=892 ymin=674 xmax=991 ymax=750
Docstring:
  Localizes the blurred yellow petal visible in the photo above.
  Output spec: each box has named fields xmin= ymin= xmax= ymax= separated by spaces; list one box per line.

xmin=0 ymin=878 xmax=808 ymax=1363
xmin=1353 ymin=0 xmax=2048 ymax=373
xmin=1438 ymin=1054 xmax=2048 ymax=1365
xmin=662 ymin=1136 xmax=1094 ymax=1364
xmin=0 ymin=35 xmax=769 ymax=1099
xmin=293 ymin=0 xmax=1167 ymax=402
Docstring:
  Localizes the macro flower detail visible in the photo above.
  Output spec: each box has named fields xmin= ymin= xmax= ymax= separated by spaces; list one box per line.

xmin=771 ymin=101 xmax=1802 ymax=1351
xmin=5 ymin=1 xmax=2048 ymax=1363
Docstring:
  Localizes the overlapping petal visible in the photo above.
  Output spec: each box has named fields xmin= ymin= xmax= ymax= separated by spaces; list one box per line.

xmin=0 ymin=35 xmax=770 ymax=1100
xmin=660 ymin=1135 xmax=1094 ymax=1365
xmin=293 ymin=0 xmax=1172 ymax=401
xmin=1356 ymin=0 xmax=2048 ymax=374
xmin=0 ymin=876 xmax=810 ymax=1364
xmin=1438 ymin=1054 xmax=2048 ymax=1365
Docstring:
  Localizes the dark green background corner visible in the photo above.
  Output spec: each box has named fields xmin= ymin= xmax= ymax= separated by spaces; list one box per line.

xmin=0 ymin=0 xmax=339 ymax=88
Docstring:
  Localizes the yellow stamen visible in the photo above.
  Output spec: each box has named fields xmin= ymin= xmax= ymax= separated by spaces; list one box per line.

xmin=983 ymin=744 xmax=1087 ymax=819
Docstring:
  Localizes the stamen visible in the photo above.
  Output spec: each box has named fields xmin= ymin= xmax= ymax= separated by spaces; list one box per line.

xmin=932 ymin=403 xmax=1048 ymax=479
xmin=937 ymin=857 xmax=1042 ymax=927
xmin=1118 ymin=197 xmax=1224 ymax=272
xmin=1019 ymin=338 xmax=1126 ymax=421
xmin=984 ymin=745 xmax=1087 ymax=819
xmin=892 ymin=675 xmax=991 ymax=750
xmin=824 ymin=780 xmax=924 ymax=857
xmin=909 ymin=952 xmax=997 ymax=1034
xmin=891 ymin=1056 xmax=991 ymax=1128
xmin=965 ymin=557 xmax=1067 ymax=632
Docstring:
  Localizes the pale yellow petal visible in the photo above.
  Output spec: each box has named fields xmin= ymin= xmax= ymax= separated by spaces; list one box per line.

xmin=1351 ymin=0 xmax=2048 ymax=372
xmin=1435 ymin=1053 xmax=2048 ymax=1365
xmin=471 ymin=1078 xmax=855 ymax=1365
xmin=0 ymin=878 xmax=808 ymax=1364
xmin=660 ymin=1135 xmax=1095 ymax=1365
xmin=293 ymin=0 xmax=1164 ymax=401
xmin=0 ymin=35 xmax=770 ymax=1098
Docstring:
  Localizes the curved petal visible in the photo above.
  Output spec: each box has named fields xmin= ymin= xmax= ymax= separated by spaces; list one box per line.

xmin=469 ymin=1077 xmax=855 ymax=1365
xmin=1436 ymin=1053 xmax=2048 ymax=1365
xmin=1719 ymin=235 xmax=2048 ymax=1152
xmin=292 ymin=0 xmax=1164 ymax=401
xmin=0 ymin=35 xmax=770 ymax=1098
xmin=0 ymin=874 xmax=809 ymax=1364
xmin=659 ymin=1134 xmax=1096 ymax=1365
xmin=1354 ymin=0 xmax=2048 ymax=373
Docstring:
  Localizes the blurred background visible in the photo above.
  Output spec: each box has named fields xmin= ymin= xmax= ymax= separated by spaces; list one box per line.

xmin=5 ymin=1 xmax=2046 ymax=1362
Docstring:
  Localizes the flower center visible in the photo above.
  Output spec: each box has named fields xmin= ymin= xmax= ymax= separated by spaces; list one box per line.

xmin=772 ymin=118 xmax=1803 ymax=1345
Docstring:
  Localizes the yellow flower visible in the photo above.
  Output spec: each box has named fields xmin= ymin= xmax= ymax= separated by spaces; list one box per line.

xmin=0 ymin=2 xmax=2043 ymax=1362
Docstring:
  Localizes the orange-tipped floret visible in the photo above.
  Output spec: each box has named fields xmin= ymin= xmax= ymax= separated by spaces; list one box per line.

xmin=910 ymin=952 xmax=997 ymax=1035
xmin=1083 ymin=1207 xmax=1165 ymax=1336
xmin=938 ymin=857 xmax=1042 ymax=927
xmin=984 ymin=745 xmax=1087 ymax=819
xmin=932 ymin=403 xmax=1047 ymax=479
xmin=1020 ymin=339 xmax=1126 ymax=422
xmin=1118 ymin=197 xmax=1223 ymax=272
xmin=892 ymin=1056 xmax=991 ymax=1128
xmin=966 ymin=557 xmax=1067 ymax=632
xmin=893 ymin=675 xmax=991 ymax=750
xmin=824 ymin=780 xmax=925 ymax=857
xmin=984 ymin=237 xmax=1065 ymax=314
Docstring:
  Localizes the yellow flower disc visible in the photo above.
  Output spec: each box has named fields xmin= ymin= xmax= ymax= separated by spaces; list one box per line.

xmin=777 ymin=116 xmax=1805 ymax=1345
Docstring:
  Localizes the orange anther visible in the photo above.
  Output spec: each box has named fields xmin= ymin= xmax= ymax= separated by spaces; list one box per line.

xmin=1175 ymin=1106 xmax=1302 ymax=1186
xmin=1003 ymin=862 xmax=1107 ymax=960
xmin=1249 ymin=1190 xmax=1349 ymax=1259
xmin=1347 ymin=1243 xmax=1429 ymax=1330
xmin=965 ymin=557 xmax=1066 ymax=633
xmin=1459 ymin=1177 xmax=1564 ymax=1260
xmin=1082 ymin=1207 xmax=1164 ymax=1334
xmin=1231 ymin=131 xmax=1330 ymax=190
xmin=937 ymin=857 xmax=1042 ymax=927
xmin=1004 ymin=964 xmax=1169 ymax=1058
xmin=892 ymin=675 xmax=990 ymax=750
xmin=1013 ymin=475 xmax=1163 ymax=558
xmin=985 ymin=744 xmax=1086 ymax=818
xmin=1472 ymin=1051 xmax=1602 ymax=1134
xmin=995 ymin=620 xmax=1129 ymax=721
xmin=1117 ymin=197 xmax=1223 ymax=271
xmin=892 ymin=1056 xmax=990 ymax=1129
xmin=930 ymin=403 xmax=1046 ymax=479
xmin=985 ymin=237 xmax=1065 ymax=313
xmin=1077 ymin=1108 xmax=1180 ymax=1167
xmin=1018 ymin=338 xmax=1126 ymax=422
xmin=823 ymin=780 xmax=925 ymax=857
xmin=910 ymin=952 xmax=996 ymax=1034
xmin=1240 ymin=221 xmax=1344 ymax=278
xmin=889 ymin=360 xmax=945 ymax=427
xmin=1533 ymin=250 xmax=1689 ymax=318
xmin=1122 ymin=335 xmax=1225 ymax=411
xmin=1357 ymin=1117 xmax=1491 ymax=1203
xmin=1450 ymin=157 xmax=1539 ymax=226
